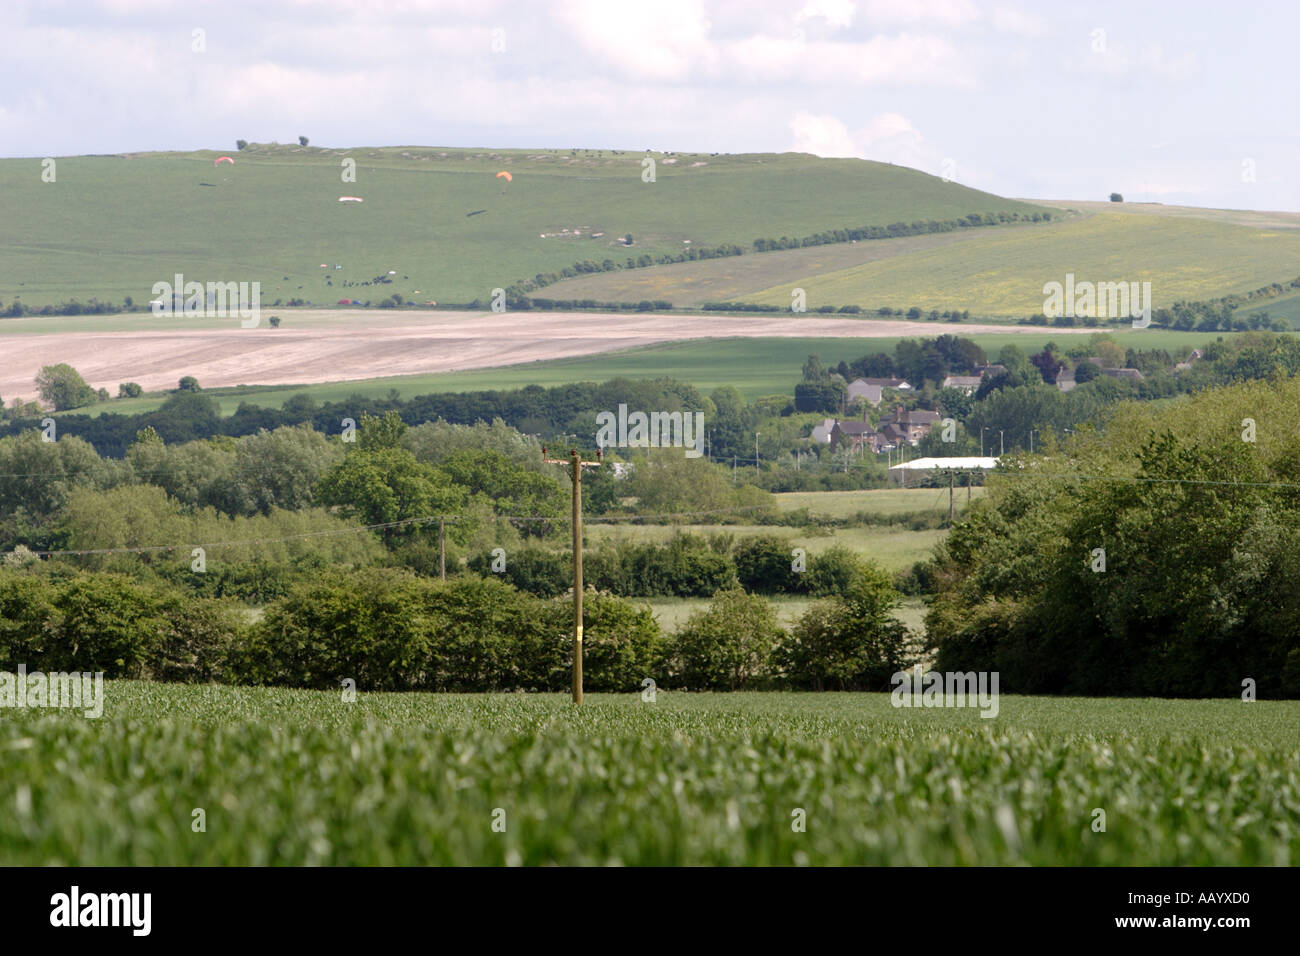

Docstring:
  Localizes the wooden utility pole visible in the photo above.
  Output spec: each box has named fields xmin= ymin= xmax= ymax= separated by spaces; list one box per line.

xmin=948 ymin=470 xmax=954 ymax=523
xmin=439 ymin=519 xmax=446 ymax=580
xmin=543 ymin=446 xmax=603 ymax=704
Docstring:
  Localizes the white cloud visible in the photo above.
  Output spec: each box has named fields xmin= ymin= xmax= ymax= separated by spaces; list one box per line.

xmin=558 ymin=0 xmax=716 ymax=81
xmin=859 ymin=0 xmax=979 ymax=27
xmin=795 ymin=0 xmax=856 ymax=29
xmin=990 ymin=5 xmax=1047 ymax=36
xmin=790 ymin=112 xmax=861 ymax=157
xmin=728 ymin=32 xmax=970 ymax=87
xmin=789 ymin=110 xmax=947 ymax=175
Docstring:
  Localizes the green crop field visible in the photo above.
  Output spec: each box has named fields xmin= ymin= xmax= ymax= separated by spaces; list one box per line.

xmin=2 ymin=683 xmax=1295 ymax=865
xmin=539 ymin=219 xmax=1059 ymax=309
xmin=741 ymin=211 xmax=1300 ymax=316
xmin=0 ymin=145 xmax=1043 ymax=309
xmin=52 ymin=328 xmax=1225 ymax=418
xmin=537 ymin=208 xmax=1300 ymax=317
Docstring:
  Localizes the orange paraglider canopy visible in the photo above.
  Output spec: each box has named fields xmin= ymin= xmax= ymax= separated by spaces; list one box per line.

xmin=215 ymin=156 xmax=234 ymax=166
xmin=496 ymin=170 xmax=512 ymax=182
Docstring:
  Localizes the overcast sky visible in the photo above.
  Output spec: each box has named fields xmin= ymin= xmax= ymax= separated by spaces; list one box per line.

xmin=3 ymin=0 xmax=1297 ymax=211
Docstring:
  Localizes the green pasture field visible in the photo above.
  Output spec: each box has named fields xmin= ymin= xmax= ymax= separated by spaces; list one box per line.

xmin=1236 ymin=288 xmax=1300 ymax=328
xmin=741 ymin=211 xmax=1300 ymax=316
xmin=640 ymin=594 xmax=928 ymax=634
xmin=0 ymin=145 xmax=1042 ymax=309
xmin=2 ymin=683 xmax=1295 ymax=865
xmin=50 ymin=328 xmax=1225 ymax=417
xmin=774 ymin=487 xmax=986 ymax=518
xmin=585 ymin=523 xmax=945 ymax=573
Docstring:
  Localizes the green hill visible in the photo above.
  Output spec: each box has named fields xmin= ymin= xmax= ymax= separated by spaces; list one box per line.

xmin=0 ymin=144 xmax=1046 ymax=310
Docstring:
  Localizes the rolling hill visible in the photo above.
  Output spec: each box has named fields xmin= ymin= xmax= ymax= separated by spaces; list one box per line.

xmin=0 ymin=144 xmax=1047 ymax=310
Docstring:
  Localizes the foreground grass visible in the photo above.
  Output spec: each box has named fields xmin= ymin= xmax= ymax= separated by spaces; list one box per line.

xmin=1 ymin=684 xmax=1296 ymax=865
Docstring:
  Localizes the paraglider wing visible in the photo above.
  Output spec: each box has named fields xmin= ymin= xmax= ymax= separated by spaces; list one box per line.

xmin=496 ymin=171 xmax=512 ymax=182
xmin=215 ymin=156 xmax=234 ymax=166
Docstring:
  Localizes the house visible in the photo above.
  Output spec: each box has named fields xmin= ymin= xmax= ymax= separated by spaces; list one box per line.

xmin=941 ymin=375 xmax=982 ymax=394
xmin=845 ymin=380 xmax=884 ymax=406
xmin=1056 ymin=366 xmax=1076 ymax=392
xmin=810 ymin=418 xmax=837 ymax=444
xmin=855 ymin=377 xmax=912 ymax=391
xmin=974 ymin=364 xmax=1007 ymax=379
xmin=878 ymin=406 xmax=940 ymax=446
xmin=830 ymin=419 xmax=878 ymax=454
xmin=1174 ymin=348 xmax=1203 ymax=373
xmin=1101 ymin=367 xmax=1145 ymax=382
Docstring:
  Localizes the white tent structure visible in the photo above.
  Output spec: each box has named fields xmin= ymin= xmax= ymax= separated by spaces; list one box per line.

xmin=888 ymin=456 xmax=999 ymax=487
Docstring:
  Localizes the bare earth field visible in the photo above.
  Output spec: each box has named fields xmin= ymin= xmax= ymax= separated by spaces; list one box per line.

xmin=0 ymin=309 xmax=1104 ymax=401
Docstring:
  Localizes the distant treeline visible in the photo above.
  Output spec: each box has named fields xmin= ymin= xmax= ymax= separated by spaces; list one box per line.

xmin=0 ymin=377 xmax=711 ymax=459
xmin=0 ymin=297 xmax=134 ymax=318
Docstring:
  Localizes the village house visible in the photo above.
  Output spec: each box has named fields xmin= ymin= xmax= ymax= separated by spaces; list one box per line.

xmin=878 ymin=405 xmax=941 ymax=446
xmin=845 ymin=379 xmax=884 ymax=406
xmin=1101 ymin=367 xmax=1145 ymax=382
xmin=854 ymin=376 xmax=913 ymax=391
xmin=941 ymin=375 xmax=983 ymax=394
xmin=830 ymin=419 xmax=878 ymax=454
xmin=810 ymin=418 xmax=837 ymax=444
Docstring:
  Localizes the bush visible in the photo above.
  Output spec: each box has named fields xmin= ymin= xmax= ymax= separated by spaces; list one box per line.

xmin=733 ymin=534 xmax=800 ymax=594
xmin=0 ymin=573 xmax=55 ymax=671
xmin=118 ymin=382 xmax=143 ymax=398
xmin=237 ymin=567 xmax=437 ymax=690
xmin=48 ymin=573 xmax=169 ymax=678
xmin=553 ymin=591 xmax=662 ymax=692
xmin=468 ymin=547 xmax=569 ymax=598
xmin=670 ymin=588 xmax=782 ymax=689
xmin=153 ymin=595 xmax=244 ymax=683
xmin=804 ymin=546 xmax=865 ymax=596
xmin=777 ymin=568 xmax=912 ymax=690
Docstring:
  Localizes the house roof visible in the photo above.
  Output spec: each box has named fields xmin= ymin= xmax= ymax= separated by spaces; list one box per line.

xmin=942 ymin=375 xmax=982 ymax=388
xmin=855 ymin=377 xmax=911 ymax=388
xmin=886 ymin=409 xmax=940 ymax=425
xmin=834 ymin=421 xmax=876 ymax=435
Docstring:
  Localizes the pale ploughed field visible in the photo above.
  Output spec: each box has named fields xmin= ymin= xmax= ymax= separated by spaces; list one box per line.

xmin=0 ymin=309 xmax=1103 ymax=402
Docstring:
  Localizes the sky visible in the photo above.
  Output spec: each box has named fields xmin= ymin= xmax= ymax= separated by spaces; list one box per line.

xmin=2 ymin=0 xmax=1298 ymax=211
